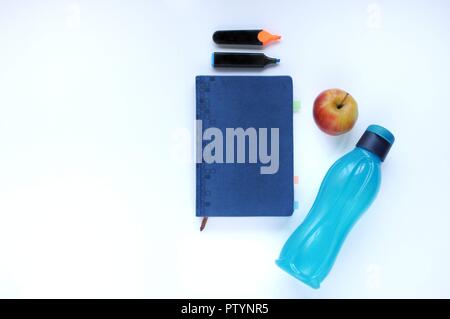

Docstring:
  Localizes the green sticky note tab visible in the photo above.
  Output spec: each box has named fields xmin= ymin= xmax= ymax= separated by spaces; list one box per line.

xmin=293 ymin=100 xmax=301 ymax=112
xmin=294 ymin=201 xmax=299 ymax=210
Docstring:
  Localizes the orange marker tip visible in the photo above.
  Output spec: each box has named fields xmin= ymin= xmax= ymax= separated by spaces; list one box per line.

xmin=258 ymin=30 xmax=282 ymax=46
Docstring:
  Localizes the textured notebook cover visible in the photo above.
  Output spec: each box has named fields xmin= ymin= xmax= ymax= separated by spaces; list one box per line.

xmin=196 ymin=76 xmax=293 ymax=216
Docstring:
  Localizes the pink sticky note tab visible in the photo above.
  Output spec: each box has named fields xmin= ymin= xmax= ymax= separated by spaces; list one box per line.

xmin=294 ymin=176 xmax=299 ymax=185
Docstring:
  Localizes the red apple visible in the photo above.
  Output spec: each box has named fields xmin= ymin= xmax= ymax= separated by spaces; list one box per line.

xmin=313 ymin=89 xmax=358 ymax=135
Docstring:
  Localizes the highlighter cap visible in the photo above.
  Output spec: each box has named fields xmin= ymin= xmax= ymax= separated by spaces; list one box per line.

xmin=356 ymin=125 xmax=395 ymax=162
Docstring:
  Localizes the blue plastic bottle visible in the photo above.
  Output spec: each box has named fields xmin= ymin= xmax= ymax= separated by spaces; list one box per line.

xmin=276 ymin=125 xmax=394 ymax=289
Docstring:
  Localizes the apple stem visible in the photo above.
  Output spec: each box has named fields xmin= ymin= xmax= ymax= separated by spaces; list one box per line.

xmin=337 ymin=92 xmax=349 ymax=109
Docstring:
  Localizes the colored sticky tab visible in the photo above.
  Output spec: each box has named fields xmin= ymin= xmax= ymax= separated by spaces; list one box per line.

xmin=294 ymin=201 xmax=299 ymax=210
xmin=294 ymin=176 xmax=299 ymax=185
xmin=293 ymin=100 xmax=301 ymax=112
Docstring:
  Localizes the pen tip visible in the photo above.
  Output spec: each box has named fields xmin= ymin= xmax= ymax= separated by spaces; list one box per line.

xmin=275 ymin=59 xmax=280 ymax=63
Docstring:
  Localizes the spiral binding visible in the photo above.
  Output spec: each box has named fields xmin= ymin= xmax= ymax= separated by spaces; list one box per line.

xmin=196 ymin=76 xmax=217 ymax=216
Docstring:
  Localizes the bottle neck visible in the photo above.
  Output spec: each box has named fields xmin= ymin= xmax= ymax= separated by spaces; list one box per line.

xmin=355 ymin=146 xmax=382 ymax=163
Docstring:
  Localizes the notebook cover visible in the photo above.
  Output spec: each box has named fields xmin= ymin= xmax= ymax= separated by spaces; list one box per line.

xmin=196 ymin=76 xmax=293 ymax=216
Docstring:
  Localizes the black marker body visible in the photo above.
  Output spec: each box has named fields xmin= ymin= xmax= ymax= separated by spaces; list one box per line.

xmin=213 ymin=30 xmax=263 ymax=46
xmin=212 ymin=52 xmax=279 ymax=68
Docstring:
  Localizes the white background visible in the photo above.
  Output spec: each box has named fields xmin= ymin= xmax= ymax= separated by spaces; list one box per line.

xmin=0 ymin=0 xmax=449 ymax=298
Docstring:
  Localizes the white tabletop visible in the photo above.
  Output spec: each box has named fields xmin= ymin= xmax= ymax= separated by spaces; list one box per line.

xmin=0 ymin=0 xmax=449 ymax=298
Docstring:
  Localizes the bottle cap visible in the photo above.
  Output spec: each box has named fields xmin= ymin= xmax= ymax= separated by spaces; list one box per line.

xmin=356 ymin=125 xmax=395 ymax=161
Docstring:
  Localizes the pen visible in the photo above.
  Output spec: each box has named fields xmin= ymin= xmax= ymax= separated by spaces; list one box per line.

xmin=212 ymin=52 xmax=280 ymax=68
xmin=213 ymin=29 xmax=281 ymax=46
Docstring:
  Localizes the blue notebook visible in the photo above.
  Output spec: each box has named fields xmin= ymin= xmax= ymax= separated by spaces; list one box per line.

xmin=196 ymin=76 xmax=293 ymax=217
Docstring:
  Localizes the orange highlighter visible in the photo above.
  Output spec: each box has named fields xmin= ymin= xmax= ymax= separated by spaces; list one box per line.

xmin=212 ymin=29 xmax=281 ymax=46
